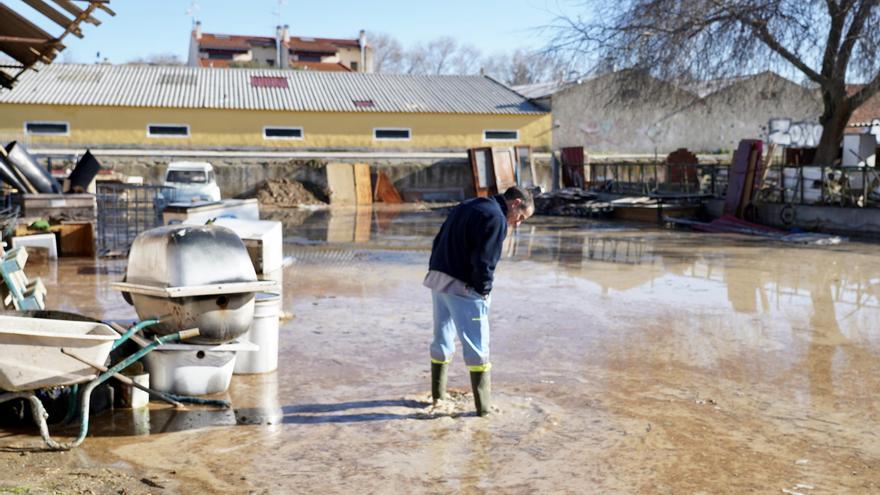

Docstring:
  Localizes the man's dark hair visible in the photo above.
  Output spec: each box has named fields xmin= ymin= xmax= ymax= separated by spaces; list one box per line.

xmin=502 ymin=186 xmax=534 ymax=212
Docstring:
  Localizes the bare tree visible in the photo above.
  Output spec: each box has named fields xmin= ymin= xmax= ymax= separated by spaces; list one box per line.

xmin=402 ymin=43 xmax=430 ymax=74
xmin=127 ymin=53 xmax=184 ymax=66
xmin=369 ymin=32 xmax=404 ymax=73
xmin=546 ymin=0 xmax=880 ymax=164
xmin=448 ymin=44 xmax=482 ymax=75
xmin=424 ymin=37 xmax=459 ymax=75
xmin=483 ymin=49 xmax=571 ymax=86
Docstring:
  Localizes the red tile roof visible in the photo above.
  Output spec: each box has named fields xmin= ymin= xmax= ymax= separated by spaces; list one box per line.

xmin=847 ymin=84 xmax=880 ymax=125
xmin=198 ymin=32 xmax=359 ymax=54
xmin=198 ymin=59 xmax=232 ymax=68
xmin=291 ymin=61 xmax=352 ymax=72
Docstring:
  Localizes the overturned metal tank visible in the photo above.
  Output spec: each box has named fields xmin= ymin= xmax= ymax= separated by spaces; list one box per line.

xmin=112 ymin=225 xmax=277 ymax=344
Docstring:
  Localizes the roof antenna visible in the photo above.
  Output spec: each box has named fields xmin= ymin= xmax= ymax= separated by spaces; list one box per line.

xmin=186 ymin=0 xmax=200 ymax=27
xmin=272 ymin=0 xmax=288 ymax=30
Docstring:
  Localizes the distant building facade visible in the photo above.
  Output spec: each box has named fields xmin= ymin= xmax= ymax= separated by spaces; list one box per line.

xmin=0 ymin=64 xmax=550 ymax=151
xmin=551 ymin=71 xmax=824 ymax=154
xmin=187 ymin=22 xmax=373 ymax=73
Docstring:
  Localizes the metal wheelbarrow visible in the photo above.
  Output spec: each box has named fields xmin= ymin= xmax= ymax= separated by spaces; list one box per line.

xmin=0 ymin=316 xmax=228 ymax=450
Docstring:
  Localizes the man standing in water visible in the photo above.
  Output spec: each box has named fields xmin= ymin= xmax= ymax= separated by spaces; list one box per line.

xmin=424 ymin=186 xmax=534 ymax=416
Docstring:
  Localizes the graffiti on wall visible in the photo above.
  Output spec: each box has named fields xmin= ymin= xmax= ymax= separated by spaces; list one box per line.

xmin=579 ymin=120 xmax=620 ymax=146
xmin=769 ymin=117 xmax=880 ymax=147
xmin=767 ymin=118 xmax=823 ymax=147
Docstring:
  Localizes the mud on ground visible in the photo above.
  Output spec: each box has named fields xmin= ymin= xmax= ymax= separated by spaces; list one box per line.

xmin=0 ymin=210 xmax=878 ymax=493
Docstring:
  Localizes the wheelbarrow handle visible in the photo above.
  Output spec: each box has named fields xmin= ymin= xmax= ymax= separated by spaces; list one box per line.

xmin=60 ymin=348 xmax=184 ymax=408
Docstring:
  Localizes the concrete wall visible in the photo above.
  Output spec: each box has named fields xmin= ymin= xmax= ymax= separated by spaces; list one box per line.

xmin=553 ymin=71 xmax=822 ymax=155
xmin=0 ymin=104 xmax=552 ymax=151
xmin=35 ymin=150 xmax=552 ymax=199
xmin=552 ymin=72 xmax=699 ymax=155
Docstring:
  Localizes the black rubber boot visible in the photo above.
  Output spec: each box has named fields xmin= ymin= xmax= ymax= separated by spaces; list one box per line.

xmin=470 ymin=370 xmax=491 ymax=417
xmin=431 ymin=362 xmax=448 ymax=404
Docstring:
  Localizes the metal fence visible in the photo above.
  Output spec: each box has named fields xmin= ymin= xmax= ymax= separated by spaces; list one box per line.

xmin=587 ymin=162 xmax=880 ymax=208
xmin=588 ymin=163 xmax=728 ymax=197
xmin=96 ymin=184 xmax=177 ymax=255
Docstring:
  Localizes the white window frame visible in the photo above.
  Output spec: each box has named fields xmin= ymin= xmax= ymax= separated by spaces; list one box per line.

xmin=146 ymin=123 xmax=190 ymax=138
xmin=483 ymin=129 xmax=519 ymax=142
xmin=373 ymin=127 xmax=411 ymax=141
xmin=263 ymin=126 xmax=304 ymax=140
xmin=24 ymin=121 xmax=70 ymax=136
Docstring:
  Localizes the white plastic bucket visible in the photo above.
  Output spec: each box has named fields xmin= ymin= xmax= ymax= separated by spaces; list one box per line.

xmin=234 ymin=292 xmax=282 ymax=374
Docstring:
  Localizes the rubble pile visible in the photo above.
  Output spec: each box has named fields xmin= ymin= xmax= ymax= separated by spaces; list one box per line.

xmin=534 ymin=188 xmax=613 ymax=217
xmin=254 ymin=178 xmax=327 ymax=207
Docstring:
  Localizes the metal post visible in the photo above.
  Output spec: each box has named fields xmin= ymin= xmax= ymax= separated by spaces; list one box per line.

xmin=799 ymin=167 xmax=804 ymax=204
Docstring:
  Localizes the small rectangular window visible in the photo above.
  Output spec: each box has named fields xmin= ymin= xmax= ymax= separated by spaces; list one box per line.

xmin=263 ymin=126 xmax=303 ymax=140
xmin=350 ymin=61 xmax=358 ymax=71
xmin=483 ymin=130 xmax=518 ymax=141
xmin=147 ymin=124 xmax=190 ymax=138
xmin=25 ymin=121 xmax=69 ymax=135
xmin=374 ymin=128 xmax=411 ymax=141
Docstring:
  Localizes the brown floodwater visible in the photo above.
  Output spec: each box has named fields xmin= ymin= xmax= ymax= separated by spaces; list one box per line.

xmin=1 ymin=206 xmax=879 ymax=494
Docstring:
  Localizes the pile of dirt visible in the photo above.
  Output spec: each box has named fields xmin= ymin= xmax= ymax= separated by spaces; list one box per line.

xmin=253 ymin=178 xmax=328 ymax=206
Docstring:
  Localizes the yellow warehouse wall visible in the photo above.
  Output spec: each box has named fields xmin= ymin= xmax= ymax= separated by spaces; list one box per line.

xmin=0 ymin=104 xmax=551 ymax=150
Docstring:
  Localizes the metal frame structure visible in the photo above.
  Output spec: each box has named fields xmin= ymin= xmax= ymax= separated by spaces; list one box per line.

xmin=0 ymin=1 xmax=115 ymax=90
xmin=96 ymin=183 xmax=176 ymax=255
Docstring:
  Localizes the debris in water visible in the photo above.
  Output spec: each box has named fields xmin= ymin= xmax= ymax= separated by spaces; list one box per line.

xmin=140 ymin=478 xmax=164 ymax=489
xmin=534 ymin=188 xmax=612 ymax=217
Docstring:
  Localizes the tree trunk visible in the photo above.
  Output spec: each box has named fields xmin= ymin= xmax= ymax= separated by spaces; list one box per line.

xmin=814 ymin=98 xmax=852 ymax=166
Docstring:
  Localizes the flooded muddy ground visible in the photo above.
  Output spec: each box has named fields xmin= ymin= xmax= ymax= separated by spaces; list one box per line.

xmin=1 ymin=205 xmax=879 ymax=494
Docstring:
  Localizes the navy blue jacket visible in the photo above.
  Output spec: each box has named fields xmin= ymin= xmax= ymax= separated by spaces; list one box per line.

xmin=429 ymin=195 xmax=508 ymax=295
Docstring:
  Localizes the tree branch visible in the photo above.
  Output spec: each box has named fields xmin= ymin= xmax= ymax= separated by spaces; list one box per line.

xmin=739 ymin=15 xmax=827 ymax=84
xmin=821 ymin=0 xmax=844 ymax=78
xmin=834 ymin=0 xmax=879 ymax=77
xmin=847 ymin=70 xmax=880 ymax=109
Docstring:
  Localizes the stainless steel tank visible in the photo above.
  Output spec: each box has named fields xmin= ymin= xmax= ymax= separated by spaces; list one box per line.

xmin=112 ymin=225 xmax=277 ymax=344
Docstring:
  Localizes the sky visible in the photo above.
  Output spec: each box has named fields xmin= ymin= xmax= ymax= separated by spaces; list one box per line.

xmin=7 ymin=0 xmax=570 ymax=64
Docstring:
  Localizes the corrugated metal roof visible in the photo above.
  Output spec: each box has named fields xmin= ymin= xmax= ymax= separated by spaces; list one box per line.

xmin=0 ymin=64 xmax=546 ymax=115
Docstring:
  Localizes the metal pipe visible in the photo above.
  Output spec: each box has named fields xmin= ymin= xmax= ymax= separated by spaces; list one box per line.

xmin=60 ymin=348 xmax=184 ymax=408
xmin=110 ymin=319 xmax=160 ymax=350
xmin=48 ymin=329 xmax=228 ymax=450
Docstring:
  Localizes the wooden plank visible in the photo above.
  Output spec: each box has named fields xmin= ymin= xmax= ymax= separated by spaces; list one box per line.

xmin=514 ymin=145 xmax=534 ymax=187
xmin=724 ymin=140 xmax=762 ymax=216
xmin=58 ymin=222 xmax=94 ymax=256
xmin=561 ymin=147 xmax=586 ymax=188
xmin=22 ymin=0 xmax=82 ymax=37
xmin=326 ymin=162 xmax=356 ymax=205
xmin=354 ymin=207 xmax=372 ymax=243
xmin=373 ymin=171 xmax=402 ymax=203
xmin=469 ymin=147 xmax=493 ymax=197
xmin=353 ymin=163 xmax=372 ymax=205
xmin=491 ymin=147 xmax=516 ymax=192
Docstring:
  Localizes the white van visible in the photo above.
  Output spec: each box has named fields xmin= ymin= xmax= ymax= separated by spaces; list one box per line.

xmin=163 ymin=161 xmax=221 ymax=202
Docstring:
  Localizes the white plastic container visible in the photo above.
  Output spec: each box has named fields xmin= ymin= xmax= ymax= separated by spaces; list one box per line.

xmin=139 ymin=340 xmax=256 ymax=395
xmin=190 ymin=218 xmax=283 ymax=274
xmin=783 ymin=167 xmax=824 ymax=204
xmin=234 ymin=293 xmax=282 ymax=374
